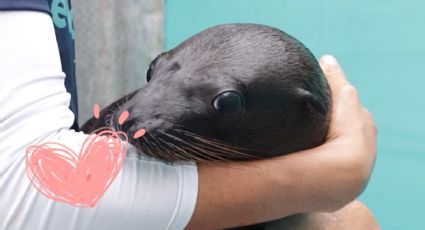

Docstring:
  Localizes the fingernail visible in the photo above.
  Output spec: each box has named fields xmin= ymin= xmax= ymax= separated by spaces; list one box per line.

xmin=320 ymin=55 xmax=338 ymax=67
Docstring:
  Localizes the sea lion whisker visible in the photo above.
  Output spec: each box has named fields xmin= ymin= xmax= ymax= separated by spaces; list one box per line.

xmin=146 ymin=132 xmax=164 ymax=151
xmin=155 ymin=136 xmax=188 ymax=160
xmin=156 ymin=131 xmax=206 ymax=161
xmin=147 ymin=134 xmax=179 ymax=161
xmin=171 ymin=129 xmax=249 ymax=159
xmin=147 ymin=132 xmax=184 ymax=161
xmin=175 ymin=129 xmax=258 ymax=159
xmin=189 ymin=137 xmax=253 ymax=160
xmin=174 ymin=128 xmax=241 ymax=148
xmin=159 ymin=131 xmax=207 ymax=159
xmin=174 ymin=133 xmax=240 ymax=159
xmin=156 ymin=136 xmax=206 ymax=162
xmin=159 ymin=131 xmax=223 ymax=162
xmin=178 ymin=138 xmax=233 ymax=162
xmin=166 ymin=131 xmax=237 ymax=162
xmin=181 ymin=130 xmax=251 ymax=153
xmin=139 ymin=135 xmax=162 ymax=159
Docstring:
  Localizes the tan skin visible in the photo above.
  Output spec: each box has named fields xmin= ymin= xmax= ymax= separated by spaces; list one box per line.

xmin=186 ymin=55 xmax=378 ymax=229
xmin=263 ymin=200 xmax=379 ymax=230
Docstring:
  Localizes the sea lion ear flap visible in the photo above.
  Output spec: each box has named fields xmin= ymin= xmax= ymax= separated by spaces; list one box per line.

xmin=294 ymin=88 xmax=327 ymax=115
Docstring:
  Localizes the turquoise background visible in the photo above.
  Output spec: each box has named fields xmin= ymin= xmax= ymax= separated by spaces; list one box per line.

xmin=164 ymin=1 xmax=425 ymax=229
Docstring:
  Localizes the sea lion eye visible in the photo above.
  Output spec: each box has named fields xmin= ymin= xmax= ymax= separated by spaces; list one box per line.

xmin=212 ymin=91 xmax=243 ymax=114
xmin=146 ymin=67 xmax=153 ymax=82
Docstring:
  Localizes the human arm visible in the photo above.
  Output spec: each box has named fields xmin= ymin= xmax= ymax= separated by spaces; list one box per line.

xmin=186 ymin=55 xmax=377 ymax=229
xmin=0 ymin=10 xmax=198 ymax=230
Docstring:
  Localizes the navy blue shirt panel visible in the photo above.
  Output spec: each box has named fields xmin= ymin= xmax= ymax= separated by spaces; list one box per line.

xmin=48 ymin=0 xmax=79 ymax=130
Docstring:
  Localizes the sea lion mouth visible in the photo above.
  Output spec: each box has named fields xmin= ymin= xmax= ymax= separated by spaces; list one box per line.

xmin=124 ymin=128 xmax=260 ymax=162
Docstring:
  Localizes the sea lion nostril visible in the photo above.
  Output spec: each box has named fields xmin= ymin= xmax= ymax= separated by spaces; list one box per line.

xmin=122 ymin=119 xmax=136 ymax=132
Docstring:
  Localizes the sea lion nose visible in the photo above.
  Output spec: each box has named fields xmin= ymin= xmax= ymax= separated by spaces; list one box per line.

xmin=121 ymin=119 xmax=136 ymax=133
xmin=124 ymin=116 xmax=165 ymax=137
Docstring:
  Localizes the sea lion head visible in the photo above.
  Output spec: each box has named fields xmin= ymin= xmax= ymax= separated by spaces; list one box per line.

xmin=111 ymin=23 xmax=331 ymax=161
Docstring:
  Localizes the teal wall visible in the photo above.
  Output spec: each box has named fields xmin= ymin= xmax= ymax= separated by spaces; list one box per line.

xmin=165 ymin=1 xmax=425 ymax=229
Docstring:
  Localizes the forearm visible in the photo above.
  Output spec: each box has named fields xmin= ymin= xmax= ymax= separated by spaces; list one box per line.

xmin=187 ymin=133 xmax=373 ymax=229
xmin=187 ymin=160 xmax=300 ymax=229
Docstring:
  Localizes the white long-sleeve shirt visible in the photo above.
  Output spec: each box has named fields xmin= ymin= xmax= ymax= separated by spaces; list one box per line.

xmin=0 ymin=11 xmax=198 ymax=230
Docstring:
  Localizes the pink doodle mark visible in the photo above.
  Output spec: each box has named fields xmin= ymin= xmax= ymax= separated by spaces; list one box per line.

xmin=118 ymin=111 xmax=129 ymax=125
xmin=93 ymin=104 xmax=100 ymax=119
xmin=25 ymin=128 xmax=128 ymax=207
xmin=25 ymin=105 xmax=133 ymax=208
xmin=134 ymin=129 xmax=146 ymax=139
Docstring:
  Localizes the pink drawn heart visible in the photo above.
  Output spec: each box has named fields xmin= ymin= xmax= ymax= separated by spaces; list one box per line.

xmin=25 ymin=129 xmax=128 ymax=207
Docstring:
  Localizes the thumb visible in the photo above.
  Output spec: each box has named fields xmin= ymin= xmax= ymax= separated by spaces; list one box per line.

xmin=319 ymin=55 xmax=350 ymax=97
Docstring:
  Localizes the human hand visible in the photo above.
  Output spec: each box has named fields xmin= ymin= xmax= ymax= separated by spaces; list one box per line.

xmin=285 ymin=54 xmax=377 ymax=212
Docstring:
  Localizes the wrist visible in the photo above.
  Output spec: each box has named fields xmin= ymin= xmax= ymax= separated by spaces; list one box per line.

xmin=268 ymin=143 xmax=362 ymax=213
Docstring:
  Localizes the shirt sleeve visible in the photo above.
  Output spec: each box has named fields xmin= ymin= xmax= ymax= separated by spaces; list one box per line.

xmin=0 ymin=0 xmax=80 ymax=130
xmin=0 ymin=10 xmax=198 ymax=230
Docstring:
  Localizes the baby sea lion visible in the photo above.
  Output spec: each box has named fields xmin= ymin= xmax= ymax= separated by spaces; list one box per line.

xmin=81 ymin=23 xmax=331 ymax=162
